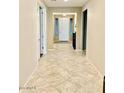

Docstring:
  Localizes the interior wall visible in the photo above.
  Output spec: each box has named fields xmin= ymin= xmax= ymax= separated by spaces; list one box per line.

xmin=82 ymin=0 xmax=105 ymax=75
xmin=47 ymin=7 xmax=82 ymax=49
xmin=19 ymin=0 xmax=46 ymax=86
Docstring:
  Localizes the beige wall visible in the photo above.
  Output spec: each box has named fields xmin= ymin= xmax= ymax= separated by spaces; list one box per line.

xmin=82 ymin=0 xmax=105 ymax=75
xmin=19 ymin=0 xmax=45 ymax=86
xmin=47 ymin=7 xmax=82 ymax=49
xmin=20 ymin=0 xmax=37 ymax=86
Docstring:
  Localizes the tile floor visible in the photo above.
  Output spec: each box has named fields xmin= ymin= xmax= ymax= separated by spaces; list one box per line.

xmin=21 ymin=43 xmax=103 ymax=93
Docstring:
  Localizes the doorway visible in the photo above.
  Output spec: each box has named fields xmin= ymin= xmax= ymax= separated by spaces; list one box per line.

xmin=82 ymin=9 xmax=88 ymax=55
xmin=70 ymin=18 xmax=73 ymax=41
xmin=39 ymin=7 xmax=44 ymax=57
xmin=59 ymin=18 xmax=69 ymax=42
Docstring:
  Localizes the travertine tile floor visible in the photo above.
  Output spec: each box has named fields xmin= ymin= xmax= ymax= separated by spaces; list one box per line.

xmin=21 ymin=43 xmax=103 ymax=93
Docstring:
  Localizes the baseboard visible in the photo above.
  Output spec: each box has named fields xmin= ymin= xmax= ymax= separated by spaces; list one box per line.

xmin=86 ymin=58 xmax=103 ymax=78
xmin=20 ymin=61 xmax=39 ymax=93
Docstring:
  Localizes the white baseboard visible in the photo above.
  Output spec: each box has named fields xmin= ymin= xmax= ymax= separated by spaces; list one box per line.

xmin=20 ymin=61 xmax=39 ymax=93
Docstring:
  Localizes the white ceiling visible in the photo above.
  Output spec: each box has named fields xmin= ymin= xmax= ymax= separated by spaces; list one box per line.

xmin=43 ymin=0 xmax=87 ymax=7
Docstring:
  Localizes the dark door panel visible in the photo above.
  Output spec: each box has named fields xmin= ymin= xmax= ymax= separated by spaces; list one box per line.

xmin=82 ymin=9 xmax=88 ymax=54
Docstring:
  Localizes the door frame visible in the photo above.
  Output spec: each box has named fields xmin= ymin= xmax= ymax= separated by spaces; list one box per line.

xmin=53 ymin=13 xmax=77 ymax=46
xmin=82 ymin=9 xmax=88 ymax=55
xmin=37 ymin=4 xmax=47 ymax=61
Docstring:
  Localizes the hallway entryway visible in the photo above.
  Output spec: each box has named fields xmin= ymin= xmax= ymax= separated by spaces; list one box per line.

xmin=20 ymin=0 xmax=105 ymax=92
xmin=23 ymin=43 xmax=103 ymax=93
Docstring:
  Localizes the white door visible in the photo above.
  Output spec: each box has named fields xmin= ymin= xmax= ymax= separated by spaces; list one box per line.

xmin=39 ymin=7 xmax=44 ymax=54
xmin=59 ymin=18 xmax=69 ymax=41
xmin=37 ymin=6 xmax=47 ymax=61
xmin=42 ymin=8 xmax=47 ymax=54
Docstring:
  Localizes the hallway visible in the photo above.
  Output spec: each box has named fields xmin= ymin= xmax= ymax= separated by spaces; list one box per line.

xmin=20 ymin=0 xmax=105 ymax=92
xmin=22 ymin=43 xmax=103 ymax=93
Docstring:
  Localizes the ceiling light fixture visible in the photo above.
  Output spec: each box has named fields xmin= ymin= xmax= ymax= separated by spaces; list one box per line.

xmin=64 ymin=0 xmax=68 ymax=2
xmin=63 ymin=13 xmax=66 ymax=17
